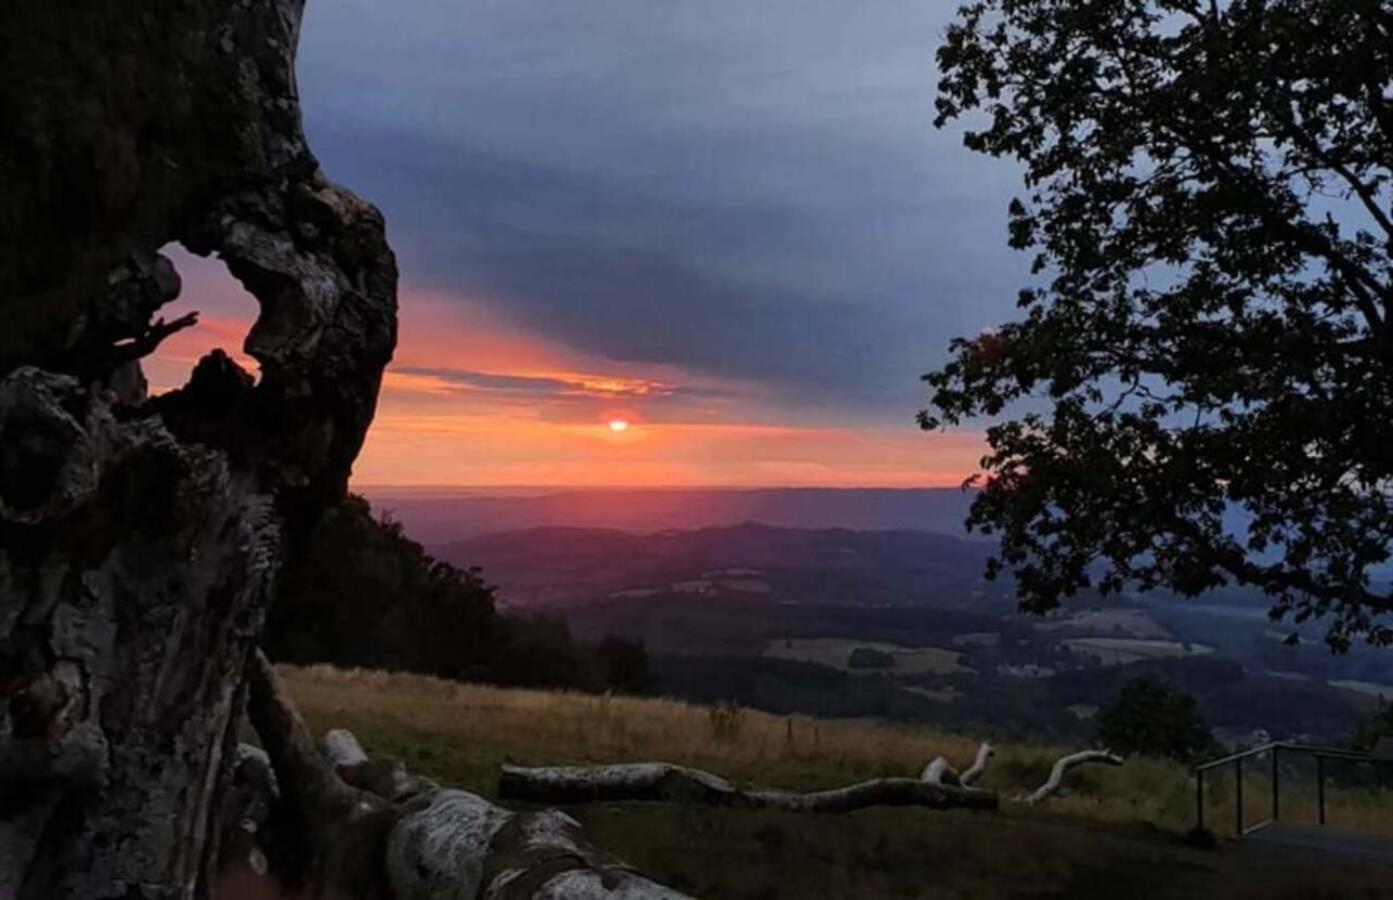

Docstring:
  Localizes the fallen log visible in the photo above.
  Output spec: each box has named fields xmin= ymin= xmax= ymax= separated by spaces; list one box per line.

xmin=498 ymin=762 xmax=999 ymax=813
xmin=1022 ymin=750 xmax=1125 ymax=805
xmin=245 ymin=652 xmax=695 ymax=899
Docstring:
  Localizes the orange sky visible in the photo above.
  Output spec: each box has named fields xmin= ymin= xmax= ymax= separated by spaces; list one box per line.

xmin=147 ymin=254 xmax=986 ymax=488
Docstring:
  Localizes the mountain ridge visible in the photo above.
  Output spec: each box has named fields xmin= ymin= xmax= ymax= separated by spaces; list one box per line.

xmin=362 ymin=486 xmax=980 ymax=544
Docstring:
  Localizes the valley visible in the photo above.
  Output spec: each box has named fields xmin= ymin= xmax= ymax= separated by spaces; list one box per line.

xmin=404 ymin=500 xmax=1393 ymax=747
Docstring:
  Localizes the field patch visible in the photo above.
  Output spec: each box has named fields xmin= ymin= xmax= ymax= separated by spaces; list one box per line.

xmin=1330 ymin=679 xmax=1393 ymax=700
xmin=951 ymin=631 xmax=999 ymax=647
xmin=763 ymin=638 xmax=970 ymax=675
xmin=1036 ymin=608 xmax=1171 ymax=639
xmin=900 ymin=685 xmax=960 ymax=702
xmin=1063 ymin=638 xmax=1213 ymax=666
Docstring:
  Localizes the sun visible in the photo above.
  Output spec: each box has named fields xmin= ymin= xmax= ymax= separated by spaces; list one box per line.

xmin=607 ymin=419 xmax=630 ymax=433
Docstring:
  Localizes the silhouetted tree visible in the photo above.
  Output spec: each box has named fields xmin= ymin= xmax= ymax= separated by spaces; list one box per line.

xmin=1352 ymin=700 xmax=1393 ymax=752
xmin=268 ymin=497 xmax=502 ymax=673
xmin=492 ymin=614 xmax=588 ymax=688
xmin=381 ymin=559 xmax=501 ymax=680
xmin=922 ymin=1 xmax=1393 ymax=650
xmin=595 ymin=636 xmax=651 ymax=694
xmin=1096 ymin=676 xmax=1217 ymax=763
xmin=268 ymin=496 xmax=646 ymax=692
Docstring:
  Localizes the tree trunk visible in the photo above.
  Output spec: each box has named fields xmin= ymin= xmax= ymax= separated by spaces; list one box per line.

xmin=0 ymin=2 xmax=397 ymax=897
xmin=244 ymin=653 xmax=695 ymax=900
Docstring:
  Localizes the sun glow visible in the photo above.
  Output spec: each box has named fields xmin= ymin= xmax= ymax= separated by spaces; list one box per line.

xmin=608 ymin=419 xmax=630 ymax=433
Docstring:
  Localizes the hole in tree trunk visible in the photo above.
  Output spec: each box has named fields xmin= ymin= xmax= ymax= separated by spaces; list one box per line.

xmin=145 ymin=244 xmax=263 ymax=394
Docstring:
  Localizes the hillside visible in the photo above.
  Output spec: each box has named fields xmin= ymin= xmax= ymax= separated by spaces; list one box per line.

xmin=284 ymin=665 xmax=1393 ymax=899
xmin=428 ymin=522 xmax=1387 ymax=744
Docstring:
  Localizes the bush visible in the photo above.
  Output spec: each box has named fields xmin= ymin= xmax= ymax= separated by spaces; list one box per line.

xmin=1352 ymin=701 xmax=1393 ymax=753
xmin=1095 ymin=675 xmax=1218 ymax=764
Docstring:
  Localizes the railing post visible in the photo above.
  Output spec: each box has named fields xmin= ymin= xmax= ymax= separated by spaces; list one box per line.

xmin=1196 ymin=768 xmax=1205 ymax=832
xmin=1271 ymin=746 xmax=1279 ymax=822
xmin=1317 ymin=755 xmax=1326 ymax=826
xmin=1235 ymin=756 xmax=1244 ymax=835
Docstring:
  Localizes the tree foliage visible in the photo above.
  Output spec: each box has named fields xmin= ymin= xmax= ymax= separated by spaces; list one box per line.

xmin=923 ymin=0 xmax=1393 ymax=649
xmin=267 ymin=495 xmax=647 ymax=692
xmin=1352 ymin=700 xmax=1393 ymax=752
xmin=1095 ymin=675 xmax=1218 ymax=762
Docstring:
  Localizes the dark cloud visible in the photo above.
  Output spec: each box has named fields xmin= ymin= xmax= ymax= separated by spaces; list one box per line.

xmin=296 ymin=0 xmax=1030 ymax=422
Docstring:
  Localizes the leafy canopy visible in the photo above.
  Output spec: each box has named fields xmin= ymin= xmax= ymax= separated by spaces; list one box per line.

xmin=923 ymin=0 xmax=1393 ymax=649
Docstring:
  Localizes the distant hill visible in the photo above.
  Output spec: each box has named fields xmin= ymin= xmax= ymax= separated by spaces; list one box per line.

xmin=433 ymin=522 xmax=996 ymax=609
xmin=359 ymin=486 xmax=978 ymax=545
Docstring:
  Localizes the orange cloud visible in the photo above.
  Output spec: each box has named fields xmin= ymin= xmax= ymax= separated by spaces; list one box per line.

xmin=142 ymin=274 xmax=983 ymax=488
xmin=352 ymin=413 xmax=984 ymax=488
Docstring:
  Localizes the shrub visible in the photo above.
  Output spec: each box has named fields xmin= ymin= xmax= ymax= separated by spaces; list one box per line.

xmin=1095 ymin=675 xmax=1218 ymax=764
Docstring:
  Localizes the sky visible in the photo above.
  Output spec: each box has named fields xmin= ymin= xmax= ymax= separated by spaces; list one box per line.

xmin=149 ymin=0 xmax=1030 ymax=488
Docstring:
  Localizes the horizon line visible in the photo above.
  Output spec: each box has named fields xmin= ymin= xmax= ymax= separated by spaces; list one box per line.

xmin=352 ymin=483 xmax=975 ymax=493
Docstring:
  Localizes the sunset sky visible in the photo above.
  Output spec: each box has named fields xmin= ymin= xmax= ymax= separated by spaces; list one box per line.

xmin=149 ymin=1 xmax=1029 ymax=487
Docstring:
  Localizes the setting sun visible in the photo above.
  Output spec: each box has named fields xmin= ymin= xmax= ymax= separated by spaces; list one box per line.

xmin=608 ymin=419 xmax=630 ymax=433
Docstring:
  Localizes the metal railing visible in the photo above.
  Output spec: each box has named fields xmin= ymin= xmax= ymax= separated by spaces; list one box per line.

xmin=1194 ymin=742 xmax=1375 ymax=835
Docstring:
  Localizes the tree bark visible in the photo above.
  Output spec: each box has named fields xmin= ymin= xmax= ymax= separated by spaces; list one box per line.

xmin=0 ymin=2 xmax=396 ymax=897
xmin=245 ymin=654 xmax=695 ymax=900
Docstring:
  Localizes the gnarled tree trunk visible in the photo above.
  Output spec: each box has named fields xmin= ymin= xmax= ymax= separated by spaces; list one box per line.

xmin=0 ymin=5 xmax=707 ymax=898
xmin=0 ymin=2 xmax=395 ymax=897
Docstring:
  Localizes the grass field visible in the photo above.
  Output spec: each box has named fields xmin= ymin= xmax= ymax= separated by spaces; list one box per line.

xmin=281 ymin=665 xmax=1393 ymax=899
xmin=1036 ymin=608 xmax=1171 ymax=639
xmin=1331 ymin=679 xmax=1393 ymax=701
xmin=762 ymin=638 xmax=970 ymax=675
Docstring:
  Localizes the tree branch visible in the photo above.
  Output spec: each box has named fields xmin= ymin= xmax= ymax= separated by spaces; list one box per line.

xmin=1022 ymin=750 xmax=1125 ymax=805
xmin=961 ymin=743 xmax=996 ymax=787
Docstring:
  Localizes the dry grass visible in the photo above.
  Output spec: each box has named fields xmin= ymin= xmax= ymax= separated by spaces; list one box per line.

xmin=280 ymin=664 xmax=1393 ymax=899
xmin=280 ymin=663 xmax=1386 ymax=833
